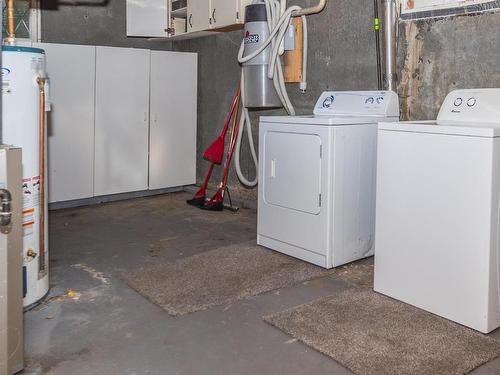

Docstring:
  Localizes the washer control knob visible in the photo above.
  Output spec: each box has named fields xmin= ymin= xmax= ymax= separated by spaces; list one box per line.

xmin=365 ymin=97 xmax=374 ymax=104
xmin=454 ymin=97 xmax=463 ymax=106
xmin=376 ymin=96 xmax=385 ymax=104
xmin=467 ymin=97 xmax=477 ymax=107
xmin=322 ymin=95 xmax=334 ymax=108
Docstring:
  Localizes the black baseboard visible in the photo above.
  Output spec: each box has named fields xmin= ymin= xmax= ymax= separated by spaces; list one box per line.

xmin=49 ymin=186 xmax=189 ymax=210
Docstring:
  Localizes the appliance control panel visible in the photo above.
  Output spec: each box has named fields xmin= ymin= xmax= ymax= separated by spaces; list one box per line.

xmin=313 ymin=91 xmax=400 ymax=117
xmin=437 ymin=89 xmax=500 ymax=125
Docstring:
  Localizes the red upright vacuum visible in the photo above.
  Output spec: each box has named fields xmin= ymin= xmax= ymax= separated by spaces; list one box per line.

xmin=186 ymin=89 xmax=241 ymax=209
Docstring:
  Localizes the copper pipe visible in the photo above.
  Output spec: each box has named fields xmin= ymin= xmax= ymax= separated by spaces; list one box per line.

xmin=36 ymin=77 xmax=47 ymax=275
xmin=6 ymin=0 xmax=16 ymax=44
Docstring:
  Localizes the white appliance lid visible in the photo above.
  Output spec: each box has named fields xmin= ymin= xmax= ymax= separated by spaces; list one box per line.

xmin=313 ymin=90 xmax=400 ymax=117
xmin=437 ymin=88 xmax=500 ymax=125
xmin=378 ymin=120 xmax=500 ymax=138
xmin=261 ymin=114 xmax=399 ymax=125
xmin=379 ymin=89 xmax=500 ymax=138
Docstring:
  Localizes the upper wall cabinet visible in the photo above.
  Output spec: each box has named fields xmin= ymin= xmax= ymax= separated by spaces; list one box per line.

xmin=127 ymin=0 xmax=251 ymax=39
xmin=210 ymin=0 xmax=248 ymax=30
xmin=187 ymin=0 xmax=211 ymax=32
xmin=126 ymin=0 xmax=169 ymax=37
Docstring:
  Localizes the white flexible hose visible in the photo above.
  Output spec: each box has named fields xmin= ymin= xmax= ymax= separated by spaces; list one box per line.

xmin=235 ymin=0 xmax=308 ymax=187
xmin=234 ymin=73 xmax=258 ymax=187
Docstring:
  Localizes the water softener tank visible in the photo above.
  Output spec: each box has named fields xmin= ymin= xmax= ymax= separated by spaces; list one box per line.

xmin=1 ymin=46 xmax=49 ymax=308
xmin=242 ymin=3 xmax=282 ymax=108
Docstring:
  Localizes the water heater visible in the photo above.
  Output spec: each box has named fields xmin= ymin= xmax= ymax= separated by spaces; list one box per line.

xmin=1 ymin=45 xmax=49 ymax=308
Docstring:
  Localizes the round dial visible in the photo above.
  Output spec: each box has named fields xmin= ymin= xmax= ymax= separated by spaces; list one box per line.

xmin=322 ymin=95 xmax=335 ymax=108
xmin=467 ymin=97 xmax=477 ymax=107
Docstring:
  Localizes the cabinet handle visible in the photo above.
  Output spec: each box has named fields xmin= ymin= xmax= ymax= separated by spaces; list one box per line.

xmin=188 ymin=14 xmax=193 ymax=28
xmin=212 ymin=8 xmax=216 ymax=23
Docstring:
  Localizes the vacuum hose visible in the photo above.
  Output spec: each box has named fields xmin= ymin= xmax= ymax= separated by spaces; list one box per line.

xmin=235 ymin=0 xmax=308 ymax=187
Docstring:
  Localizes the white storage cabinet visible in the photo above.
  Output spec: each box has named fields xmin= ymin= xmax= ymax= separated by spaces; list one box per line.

xmin=35 ymin=43 xmax=96 ymax=203
xmin=149 ymin=51 xmax=197 ymax=189
xmin=94 ymin=47 xmax=151 ymax=196
xmin=37 ymin=44 xmax=197 ymax=202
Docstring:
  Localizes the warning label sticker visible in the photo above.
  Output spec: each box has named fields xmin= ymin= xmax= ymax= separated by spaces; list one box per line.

xmin=22 ymin=208 xmax=35 ymax=236
xmin=22 ymin=176 xmax=40 ymax=237
xmin=31 ymin=176 xmax=40 ymax=206
xmin=1 ymin=67 xmax=12 ymax=95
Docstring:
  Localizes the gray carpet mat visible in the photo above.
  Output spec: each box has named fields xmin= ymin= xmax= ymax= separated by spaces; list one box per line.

xmin=123 ymin=242 xmax=334 ymax=316
xmin=264 ymin=289 xmax=500 ymax=375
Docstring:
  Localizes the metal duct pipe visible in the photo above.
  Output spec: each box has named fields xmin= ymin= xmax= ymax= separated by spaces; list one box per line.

xmin=6 ymin=0 xmax=16 ymax=45
xmin=381 ymin=0 xmax=397 ymax=92
xmin=374 ymin=0 xmax=383 ymax=90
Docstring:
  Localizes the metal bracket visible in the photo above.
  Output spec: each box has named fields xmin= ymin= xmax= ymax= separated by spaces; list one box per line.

xmin=0 ymin=188 xmax=12 ymax=226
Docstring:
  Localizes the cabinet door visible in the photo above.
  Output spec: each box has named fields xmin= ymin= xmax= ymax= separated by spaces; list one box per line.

xmin=35 ymin=43 xmax=96 ymax=203
xmin=210 ymin=0 xmax=238 ymax=28
xmin=126 ymin=0 xmax=168 ymax=37
xmin=149 ymin=51 xmax=197 ymax=189
xmin=94 ymin=47 xmax=150 ymax=196
xmin=187 ymin=0 xmax=210 ymax=32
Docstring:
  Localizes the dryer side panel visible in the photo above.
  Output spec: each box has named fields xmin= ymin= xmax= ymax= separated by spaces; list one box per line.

xmin=332 ymin=124 xmax=378 ymax=266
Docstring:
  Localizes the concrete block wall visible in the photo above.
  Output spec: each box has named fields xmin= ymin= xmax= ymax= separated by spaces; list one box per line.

xmin=40 ymin=1 xmax=500 ymax=201
xmin=398 ymin=11 xmax=500 ymax=121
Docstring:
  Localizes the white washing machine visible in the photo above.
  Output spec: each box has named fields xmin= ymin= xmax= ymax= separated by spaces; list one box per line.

xmin=257 ymin=91 xmax=400 ymax=268
xmin=374 ymin=88 xmax=500 ymax=333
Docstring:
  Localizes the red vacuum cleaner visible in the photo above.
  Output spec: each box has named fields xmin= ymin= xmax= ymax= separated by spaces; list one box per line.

xmin=186 ymin=89 xmax=241 ymax=208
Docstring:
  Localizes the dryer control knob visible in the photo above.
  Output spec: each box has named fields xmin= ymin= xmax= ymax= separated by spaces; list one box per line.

xmin=467 ymin=97 xmax=477 ymax=107
xmin=322 ymin=95 xmax=335 ymax=108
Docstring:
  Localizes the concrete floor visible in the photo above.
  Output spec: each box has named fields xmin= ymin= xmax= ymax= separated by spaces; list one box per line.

xmin=22 ymin=192 xmax=500 ymax=374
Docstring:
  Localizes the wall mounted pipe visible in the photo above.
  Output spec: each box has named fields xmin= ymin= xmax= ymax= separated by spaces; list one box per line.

xmin=36 ymin=77 xmax=47 ymax=275
xmin=374 ymin=0 xmax=383 ymax=90
xmin=381 ymin=0 xmax=397 ymax=92
xmin=6 ymin=0 xmax=16 ymax=45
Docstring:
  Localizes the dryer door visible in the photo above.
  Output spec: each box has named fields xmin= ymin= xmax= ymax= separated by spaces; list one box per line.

xmin=263 ymin=131 xmax=322 ymax=214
